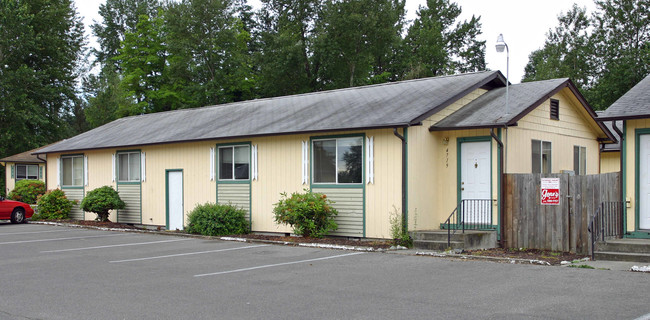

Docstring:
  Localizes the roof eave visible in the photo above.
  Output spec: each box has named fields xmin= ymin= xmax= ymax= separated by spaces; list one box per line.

xmin=32 ymin=123 xmax=416 ymax=155
xmin=409 ymin=71 xmax=506 ymax=124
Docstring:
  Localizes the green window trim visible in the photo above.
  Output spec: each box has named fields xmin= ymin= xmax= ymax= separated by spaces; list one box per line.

xmin=10 ymin=164 xmax=14 ymax=179
xmin=15 ymin=164 xmax=39 ymax=181
xmin=310 ymin=134 xmax=365 ymax=187
xmin=216 ymin=142 xmax=251 ymax=182
xmin=38 ymin=166 xmax=43 ymax=180
xmin=60 ymin=154 xmax=84 ymax=188
xmin=116 ymin=150 xmax=141 ymax=184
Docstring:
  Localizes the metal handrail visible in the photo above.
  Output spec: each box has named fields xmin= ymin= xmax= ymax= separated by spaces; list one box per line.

xmin=444 ymin=201 xmax=462 ymax=249
xmin=444 ymin=199 xmax=493 ymax=249
xmin=588 ymin=201 xmax=624 ymax=260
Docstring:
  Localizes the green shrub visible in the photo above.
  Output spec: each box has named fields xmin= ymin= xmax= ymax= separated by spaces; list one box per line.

xmin=186 ymin=203 xmax=249 ymax=236
xmin=81 ymin=186 xmax=125 ymax=222
xmin=8 ymin=180 xmax=46 ymax=204
xmin=273 ymin=190 xmax=338 ymax=238
xmin=34 ymin=189 xmax=75 ymax=220
xmin=389 ymin=206 xmax=413 ymax=248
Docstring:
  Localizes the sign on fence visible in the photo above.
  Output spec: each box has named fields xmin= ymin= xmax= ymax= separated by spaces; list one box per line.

xmin=541 ymin=178 xmax=560 ymax=205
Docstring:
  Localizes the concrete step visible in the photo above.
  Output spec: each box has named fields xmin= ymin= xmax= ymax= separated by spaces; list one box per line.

xmin=413 ymin=240 xmax=464 ymax=251
xmin=410 ymin=230 xmax=497 ymax=251
xmin=594 ymin=251 xmax=650 ymax=263
xmin=596 ymin=240 xmax=650 ymax=254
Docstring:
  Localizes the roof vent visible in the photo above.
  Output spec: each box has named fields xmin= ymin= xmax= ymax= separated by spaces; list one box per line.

xmin=550 ymin=99 xmax=559 ymax=120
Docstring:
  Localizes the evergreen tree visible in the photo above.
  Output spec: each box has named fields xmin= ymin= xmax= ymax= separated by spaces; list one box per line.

xmin=401 ymin=0 xmax=485 ymax=79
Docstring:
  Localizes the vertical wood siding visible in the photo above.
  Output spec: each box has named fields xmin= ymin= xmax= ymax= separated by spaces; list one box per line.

xmin=313 ymin=188 xmax=364 ymax=237
xmin=506 ymin=88 xmax=602 ymax=174
xmin=623 ymin=119 xmax=650 ymax=233
xmin=505 ymin=172 xmax=620 ymax=254
xmin=217 ymin=184 xmax=251 ymax=221
xmin=63 ymin=188 xmax=84 ymax=220
xmin=117 ymin=184 xmax=141 ymax=224
xmin=600 ymin=152 xmax=620 ymax=173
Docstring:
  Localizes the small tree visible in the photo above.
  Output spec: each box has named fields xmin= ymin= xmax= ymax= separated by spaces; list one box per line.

xmin=273 ymin=190 xmax=338 ymax=238
xmin=35 ymin=189 xmax=75 ymax=220
xmin=80 ymin=186 xmax=125 ymax=222
xmin=9 ymin=179 xmax=46 ymax=204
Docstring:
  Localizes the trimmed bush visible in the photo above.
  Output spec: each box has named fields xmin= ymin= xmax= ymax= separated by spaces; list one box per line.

xmin=9 ymin=180 xmax=46 ymax=204
xmin=186 ymin=203 xmax=249 ymax=236
xmin=273 ymin=190 xmax=338 ymax=238
xmin=81 ymin=186 xmax=125 ymax=222
xmin=34 ymin=189 xmax=75 ymax=220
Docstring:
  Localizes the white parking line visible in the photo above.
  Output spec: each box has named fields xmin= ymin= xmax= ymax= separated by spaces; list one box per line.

xmin=41 ymin=238 xmax=192 ymax=253
xmin=0 ymin=229 xmax=72 ymax=236
xmin=110 ymin=244 xmax=271 ymax=263
xmin=0 ymin=233 xmax=125 ymax=245
xmin=194 ymin=252 xmax=366 ymax=277
xmin=634 ymin=313 xmax=650 ymax=320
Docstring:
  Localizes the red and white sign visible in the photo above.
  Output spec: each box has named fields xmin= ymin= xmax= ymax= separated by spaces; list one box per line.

xmin=541 ymin=178 xmax=560 ymax=205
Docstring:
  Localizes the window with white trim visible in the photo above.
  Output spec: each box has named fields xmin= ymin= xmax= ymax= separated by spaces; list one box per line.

xmin=573 ymin=146 xmax=586 ymax=175
xmin=218 ymin=145 xmax=250 ymax=180
xmin=532 ymin=140 xmax=552 ymax=174
xmin=16 ymin=164 xmax=39 ymax=181
xmin=312 ymin=136 xmax=363 ymax=184
xmin=117 ymin=151 xmax=141 ymax=182
xmin=61 ymin=155 xmax=84 ymax=187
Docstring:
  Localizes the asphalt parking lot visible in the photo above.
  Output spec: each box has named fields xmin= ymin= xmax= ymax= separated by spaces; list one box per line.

xmin=1 ymin=223 xmax=648 ymax=320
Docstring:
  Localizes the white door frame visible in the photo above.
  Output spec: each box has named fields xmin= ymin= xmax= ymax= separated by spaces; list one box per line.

xmin=166 ymin=169 xmax=184 ymax=230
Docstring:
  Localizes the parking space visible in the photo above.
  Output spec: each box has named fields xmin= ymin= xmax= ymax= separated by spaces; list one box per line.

xmin=1 ymin=223 xmax=649 ymax=320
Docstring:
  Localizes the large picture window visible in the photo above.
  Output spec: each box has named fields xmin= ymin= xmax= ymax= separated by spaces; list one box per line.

xmin=16 ymin=164 xmax=39 ymax=181
xmin=218 ymin=145 xmax=250 ymax=180
xmin=532 ymin=140 xmax=552 ymax=174
xmin=117 ymin=151 xmax=141 ymax=182
xmin=62 ymin=155 xmax=83 ymax=187
xmin=313 ymin=136 xmax=363 ymax=184
xmin=573 ymin=146 xmax=586 ymax=175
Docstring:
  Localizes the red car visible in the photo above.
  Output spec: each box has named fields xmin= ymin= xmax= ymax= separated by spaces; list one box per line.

xmin=0 ymin=196 xmax=34 ymax=223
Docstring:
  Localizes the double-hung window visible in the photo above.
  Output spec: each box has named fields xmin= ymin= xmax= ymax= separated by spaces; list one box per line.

xmin=218 ymin=145 xmax=250 ymax=180
xmin=117 ymin=151 xmax=141 ymax=182
xmin=16 ymin=164 xmax=38 ymax=181
xmin=532 ymin=140 xmax=552 ymax=174
xmin=573 ymin=146 xmax=586 ymax=175
xmin=312 ymin=136 xmax=363 ymax=184
xmin=62 ymin=155 xmax=84 ymax=187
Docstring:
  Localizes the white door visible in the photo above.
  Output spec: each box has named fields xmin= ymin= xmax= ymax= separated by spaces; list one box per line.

xmin=167 ymin=170 xmax=184 ymax=230
xmin=460 ymin=141 xmax=491 ymax=224
xmin=639 ymin=135 xmax=650 ymax=229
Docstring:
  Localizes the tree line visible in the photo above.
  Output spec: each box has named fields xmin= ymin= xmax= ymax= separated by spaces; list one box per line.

xmin=0 ymin=0 xmax=648 ymax=195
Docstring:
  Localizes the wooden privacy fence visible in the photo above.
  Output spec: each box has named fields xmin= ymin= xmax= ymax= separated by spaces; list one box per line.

xmin=504 ymin=172 xmax=620 ymax=254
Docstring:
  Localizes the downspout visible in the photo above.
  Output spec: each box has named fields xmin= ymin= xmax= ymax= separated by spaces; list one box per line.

xmin=393 ymin=127 xmax=407 ymax=234
xmin=611 ymin=120 xmax=625 ymax=234
xmin=36 ymin=154 xmax=47 ymax=190
xmin=490 ymin=128 xmax=505 ymax=248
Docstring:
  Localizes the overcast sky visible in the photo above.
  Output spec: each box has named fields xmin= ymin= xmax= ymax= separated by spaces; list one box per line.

xmin=74 ymin=0 xmax=598 ymax=84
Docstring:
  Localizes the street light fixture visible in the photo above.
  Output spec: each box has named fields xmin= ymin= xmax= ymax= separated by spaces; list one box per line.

xmin=495 ymin=33 xmax=509 ymax=115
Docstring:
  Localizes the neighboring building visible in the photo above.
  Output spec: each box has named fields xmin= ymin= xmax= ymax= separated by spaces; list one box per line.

xmin=596 ymin=112 xmax=622 ymax=174
xmin=33 ymin=71 xmax=614 ymax=239
xmin=599 ymin=74 xmax=650 ymax=238
xmin=0 ymin=147 xmax=47 ymax=196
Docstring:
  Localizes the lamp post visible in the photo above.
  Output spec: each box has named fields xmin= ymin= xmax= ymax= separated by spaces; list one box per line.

xmin=495 ymin=33 xmax=509 ymax=115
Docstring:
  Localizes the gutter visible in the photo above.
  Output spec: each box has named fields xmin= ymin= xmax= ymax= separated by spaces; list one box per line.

xmin=490 ymin=128 xmax=505 ymax=248
xmin=393 ymin=127 xmax=408 ymax=234
xmin=611 ymin=121 xmax=625 ymax=213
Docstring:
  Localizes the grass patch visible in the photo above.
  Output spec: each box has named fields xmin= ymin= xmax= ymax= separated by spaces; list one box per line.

xmin=568 ymin=264 xmax=595 ymax=269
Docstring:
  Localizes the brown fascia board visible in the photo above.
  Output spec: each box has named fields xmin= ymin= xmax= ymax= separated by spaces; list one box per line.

xmin=408 ymin=71 xmax=507 ymax=125
xmin=429 ymin=122 xmax=519 ymax=132
xmin=598 ymin=114 xmax=650 ymax=121
xmin=32 ymin=123 xmax=417 ymax=155
xmin=506 ymin=79 xmax=616 ymax=142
